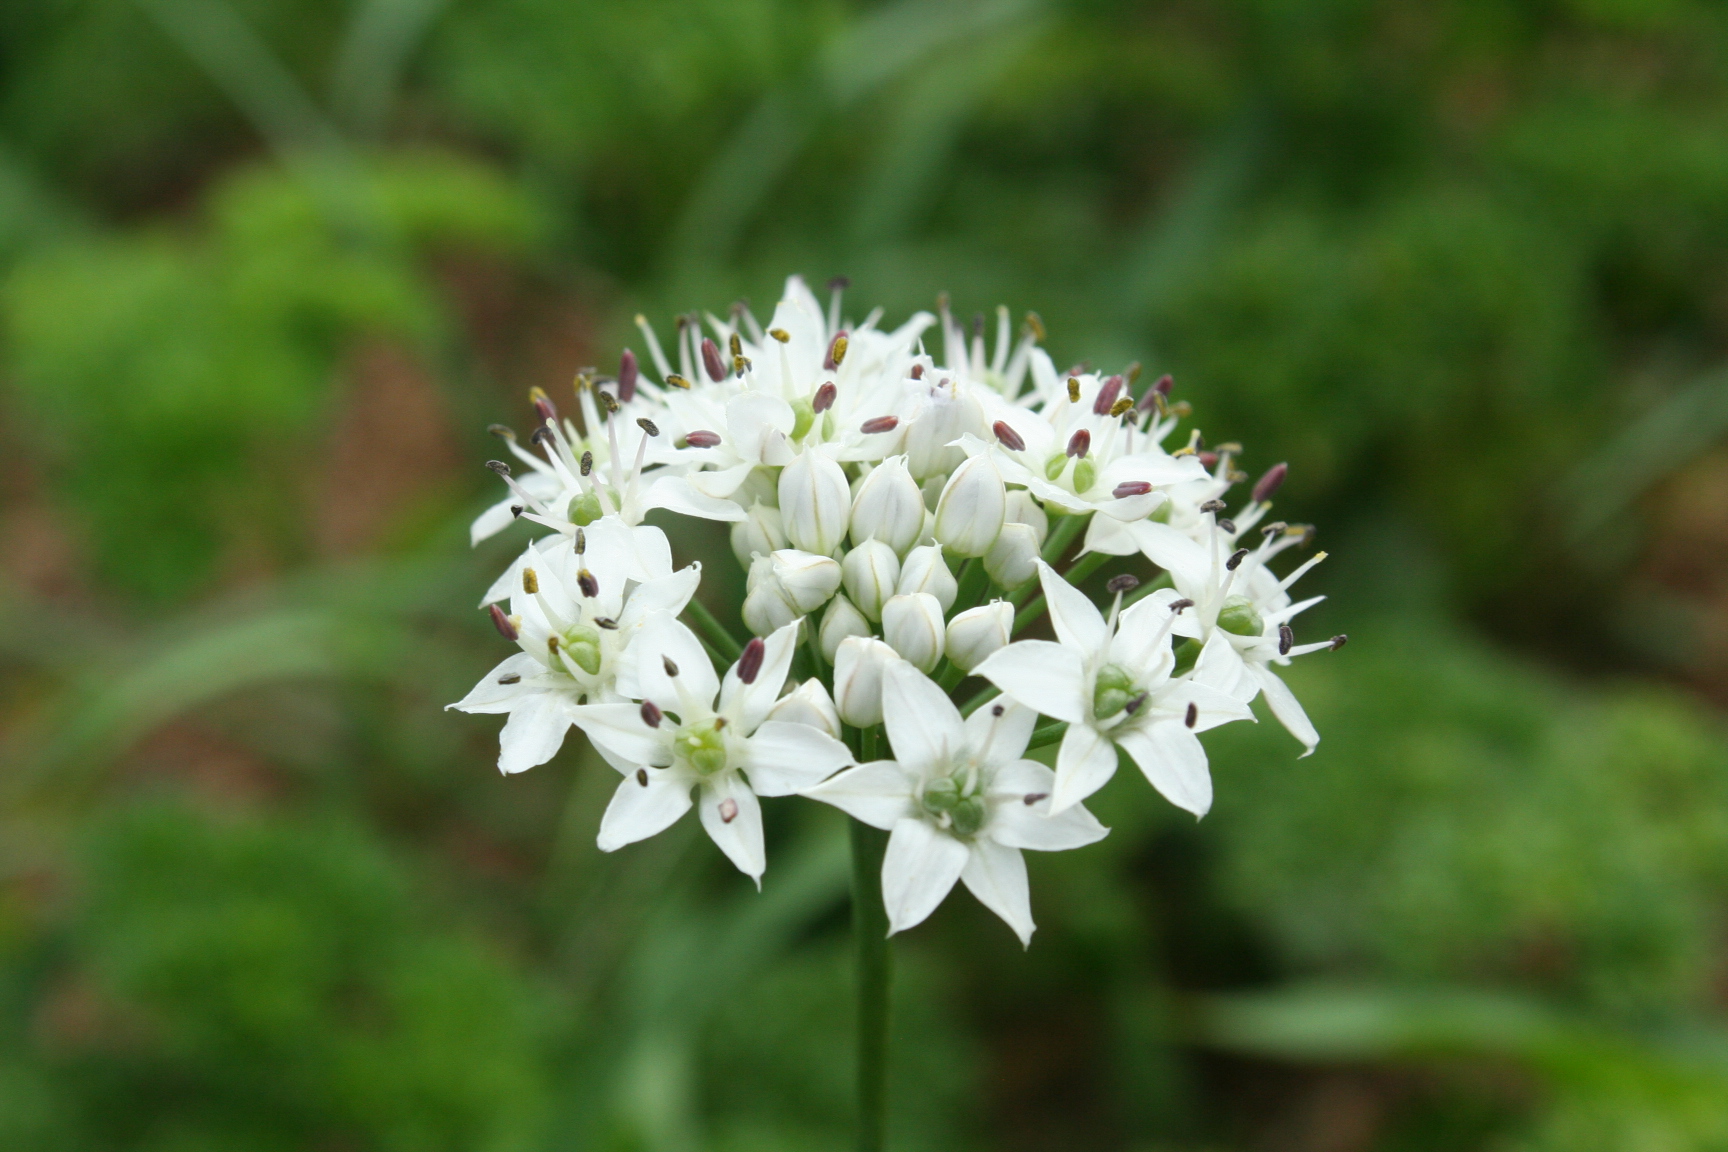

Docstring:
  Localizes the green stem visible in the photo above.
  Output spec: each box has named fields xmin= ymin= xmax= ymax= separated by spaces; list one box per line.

xmin=959 ymin=683 xmax=1000 ymax=716
xmin=1027 ymin=720 xmax=1068 ymax=750
xmin=683 ymin=598 xmax=744 ymax=662
xmin=850 ymin=726 xmax=891 ymax=1152
xmin=1040 ymin=511 xmax=1089 ymax=565
xmin=1122 ymin=570 xmax=1173 ymax=609
xmin=936 ymin=658 xmax=967 ymax=693
xmin=950 ymin=556 xmax=992 ymax=617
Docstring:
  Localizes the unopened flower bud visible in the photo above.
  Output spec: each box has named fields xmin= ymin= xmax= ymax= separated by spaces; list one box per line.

xmin=945 ymin=600 xmax=1013 ymax=672
xmin=982 ymin=521 xmax=1040 ymax=588
xmin=850 ymin=455 xmax=924 ymax=555
xmin=743 ymin=579 xmax=797 ymax=636
xmin=778 ymin=451 xmax=850 ymax=555
xmin=819 ymin=595 xmax=872 ymax=663
xmin=934 ymin=453 xmax=1006 ymax=558
xmin=833 ymin=636 xmax=899 ymax=726
xmin=897 ymin=544 xmax=957 ymax=611
xmin=903 ymin=387 xmax=985 ymax=480
xmin=731 ymin=502 xmax=788 ymax=568
xmin=1004 ymin=488 xmax=1048 ymax=545
xmin=842 ymin=539 xmax=900 ymax=621
xmin=881 ymin=593 xmax=945 ymax=672
xmin=771 ymin=549 xmax=842 ymax=613
xmin=765 ymin=678 xmax=842 ymax=739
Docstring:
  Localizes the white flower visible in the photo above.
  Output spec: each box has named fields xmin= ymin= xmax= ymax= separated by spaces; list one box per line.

xmin=850 ymin=455 xmax=925 ymax=556
xmin=901 ymin=372 xmax=988 ymax=481
xmin=805 ymin=660 xmax=1108 ymax=945
xmin=833 ymin=636 xmax=899 ymax=727
xmin=933 ymin=452 xmax=1007 ymax=558
xmin=1004 ymin=488 xmax=1049 ymax=545
xmin=450 ymin=537 xmax=701 ymax=774
xmin=974 ymin=560 xmax=1254 ymax=816
xmin=842 ymin=539 xmax=900 ymax=621
xmin=945 ymin=600 xmax=1013 ymax=672
xmin=820 ymin=595 xmax=873 ymax=663
xmin=881 ymin=592 xmax=945 ymax=672
xmin=982 ymin=520 xmax=1040 ymax=588
xmin=779 ymin=450 xmax=852 ymax=555
xmin=571 ymin=617 xmax=854 ymax=883
xmin=765 ymin=677 xmax=842 ymax=739
xmin=770 ymin=549 xmax=843 ymax=613
xmin=896 ymin=544 xmax=957 ymax=612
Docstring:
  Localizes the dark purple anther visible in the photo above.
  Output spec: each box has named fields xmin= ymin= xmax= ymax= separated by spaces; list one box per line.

xmin=737 ymin=637 xmax=766 ymax=684
xmin=1107 ymin=574 xmax=1140 ymax=594
xmin=1113 ymin=480 xmax=1152 ymax=498
xmin=1279 ymin=625 xmax=1294 ymax=655
xmin=1093 ymin=375 xmax=1124 ymax=416
xmin=1066 ymin=429 xmax=1090 ymax=458
xmin=1253 ymin=462 xmax=1288 ymax=504
xmin=861 ymin=415 xmax=899 ymax=434
xmin=530 ymin=387 xmax=557 ymax=424
xmin=993 ymin=421 xmax=1026 ymax=452
xmin=910 ymin=364 xmax=924 ymax=380
xmin=641 ymin=700 xmax=663 ymax=728
xmin=701 ymin=337 xmax=727 ymax=382
xmin=618 ymin=348 xmax=639 ymax=402
xmin=488 ymin=604 xmax=518 ymax=641
xmin=1184 ymin=702 xmax=1198 ymax=728
xmin=684 ymin=429 xmax=721 ymax=448
xmin=813 ymin=382 xmax=837 ymax=413
xmin=577 ymin=569 xmax=599 ymax=598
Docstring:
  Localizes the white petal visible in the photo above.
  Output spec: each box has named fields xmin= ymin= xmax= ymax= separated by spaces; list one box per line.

xmin=1116 ymin=723 xmax=1212 ymax=817
xmin=882 ymin=817 xmax=969 ymax=936
xmin=803 ymin=760 xmax=915 ymax=828
xmin=1082 ymin=512 xmax=1141 ymax=555
xmin=1111 ymin=597 xmax=1179 ymax=675
xmin=720 ymin=618 xmax=801 ymax=731
xmin=881 ymin=659 xmax=966 ymax=776
xmin=471 ymin=497 xmax=523 ymax=547
xmin=959 ymin=839 xmax=1034 ymax=947
xmin=1129 ymin=521 xmax=1211 ymax=591
xmin=631 ymin=615 xmax=719 ymax=718
xmin=742 ymin=722 xmax=854 ymax=795
xmin=569 ymin=703 xmax=668 ymax=768
xmin=1160 ymin=680 xmax=1256 ymax=733
xmin=699 ymin=774 xmax=766 ymax=883
xmin=1036 ymin=559 xmax=1108 ymax=654
xmin=449 ymin=653 xmax=547 ymax=714
xmin=479 ymin=543 xmax=535 ymax=607
xmin=962 ymin=697 xmax=1036 ymax=766
xmin=1051 ymin=722 xmax=1119 ymax=813
xmin=686 ymin=462 xmax=756 ymax=500
xmin=1194 ymin=628 xmax=1256 ymax=701
xmin=972 ymin=641 xmax=1087 ymax=724
xmin=597 ymin=767 xmax=694 ymax=850
xmin=989 ymin=771 xmax=1110 ymax=853
xmin=641 ymin=474 xmax=748 ymax=522
xmin=1253 ymin=664 xmax=1319 ymax=756
xmin=497 ymin=692 xmax=573 ymax=775
xmin=727 ymin=391 xmax=797 ymax=464
xmin=618 ymin=563 xmax=702 ymax=632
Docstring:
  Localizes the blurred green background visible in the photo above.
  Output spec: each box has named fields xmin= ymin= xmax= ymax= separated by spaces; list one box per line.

xmin=6 ymin=1 xmax=1728 ymax=1148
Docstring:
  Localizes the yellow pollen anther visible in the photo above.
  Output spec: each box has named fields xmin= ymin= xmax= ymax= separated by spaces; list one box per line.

xmin=768 ymin=328 xmax=790 ymax=343
xmin=1067 ymin=378 xmax=1080 ymax=403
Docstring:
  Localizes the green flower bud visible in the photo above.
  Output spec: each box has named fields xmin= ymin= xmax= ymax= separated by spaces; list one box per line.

xmin=568 ymin=490 xmax=603 ymax=526
xmin=1217 ymin=595 xmax=1263 ymax=637
xmin=1092 ymin=663 xmax=1137 ymax=721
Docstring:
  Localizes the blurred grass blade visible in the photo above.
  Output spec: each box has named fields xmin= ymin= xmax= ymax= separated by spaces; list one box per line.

xmin=330 ymin=0 xmax=453 ymax=137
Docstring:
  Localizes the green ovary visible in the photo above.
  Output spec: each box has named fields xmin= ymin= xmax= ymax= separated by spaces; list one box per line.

xmin=1217 ymin=596 xmax=1263 ymax=637
xmin=790 ymin=397 xmax=815 ymax=442
xmin=1092 ymin=663 xmax=1138 ymax=721
xmin=676 ymin=720 xmax=729 ymax=776
xmin=920 ymin=776 xmax=986 ymax=837
xmin=560 ymin=624 xmax=603 ymax=675
xmin=568 ymin=490 xmax=603 ymax=526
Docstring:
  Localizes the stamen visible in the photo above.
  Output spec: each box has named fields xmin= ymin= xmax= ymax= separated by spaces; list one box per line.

xmin=641 ymin=700 xmax=663 ymax=728
xmin=634 ymin=313 xmax=673 ymax=378
xmin=575 ymin=528 xmax=586 ymax=554
xmin=826 ymin=331 xmax=849 ymax=370
xmin=1066 ymin=429 xmax=1090 ymax=458
xmin=1109 ymin=397 xmax=1135 ymax=418
xmin=498 ymin=673 xmax=520 ymax=684
xmin=1184 ymin=702 xmax=1198 ymax=728
xmin=664 ymin=373 xmax=691 ymax=389
xmin=580 ymin=451 xmax=593 ymax=476
xmin=814 ymin=382 xmax=837 ymax=413
xmin=594 ymin=617 xmax=618 ymax=629
xmin=577 ymin=569 xmax=599 ymax=598
xmin=488 ymin=424 xmax=516 ymax=441
xmin=1067 ymin=377 xmax=1080 ymax=404
xmin=684 ymin=430 xmax=721 ymax=448
xmin=991 ymin=704 xmax=1005 ymax=717
xmin=1260 ymin=520 xmax=1288 ymax=537
xmin=768 ymin=328 xmax=790 ymax=343
xmin=1217 ymin=518 xmax=1237 ymax=534
xmin=1200 ymin=499 xmax=1226 ymax=515
xmin=993 ymin=421 xmax=1026 ymax=451
xmin=701 ymin=337 xmax=727 ymax=382
xmin=910 ymin=363 xmax=924 ymax=380
xmin=663 ymin=655 xmax=680 ymax=677
xmin=637 ymin=417 xmax=660 ymax=437
xmin=737 ymin=637 xmax=765 ymax=684
xmin=1330 ymin=634 xmax=1348 ymax=650
xmin=1169 ymin=598 xmax=1195 ymax=613
xmin=1022 ymin=792 xmax=1048 ymax=806
xmin=1093 ymin=375 xmax=1123 ymax=415
xmin=522 ymin=568 xmax=539 ymax=595
xmin=618 ymin=348 xmax=639 ymax=402
xmin=1113 ymin=480 xmax=1152 ymax=498
xmin=1253 ymin=462 xmax=1288 ymax=504
xmin=719 ymin=798 xmax=739 ymax=823
xmin=597 ymin=390 xmax=619 ymax=416
xmin=637 ymin=769 xmax=649 ymax=786
xmin=1277 ymin=551 xmax=1329 ymax=591
xmin=861 ymin=415 xmax=899 ymax=434
xmin=489 ymin=604 xmax=519 ymax=641
xmin=1024 ymin=312 xmax=1046 ymax=342
xmin=1226 ymin=548 xmax=1249 ymax=571
xmin=1107 ymin=574 xmax=1140 ymax=594
xmin=1124 ymin=692 xmax=1149 ymax=715
xmin=530 ymin=387 xmax=557 ymax=423
xmin=1279 ymin=625 xmax=1294 ymax=655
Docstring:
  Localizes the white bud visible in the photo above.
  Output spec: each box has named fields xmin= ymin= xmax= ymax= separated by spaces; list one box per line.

xmin=778 ymin=451 xmax=851 ymax=555
xmin=765 ymin=677 xmax=842 ymax=740
xmin=730 ymin=501 xmax=787 ymax=568
xmin=849 ymin=456 xmax=924 ymax=556
xmin=1004 ymin=488 xmax=1049 ymax=546
xmin=742 ymin=565 xmax=797 ymax=635
xmin=841 ymin=539 xmax=900 ymax=622
xmin=945 ymin=600 xmax=1014 ymax=673
xmin=903 ymin=385 xmax=984 ymax=481
xmin=934 ymin=453 xmax=1006 ymax=558
xmin=770 ymin=549 xmax=842 ymax=613
xmin=881 ymin=593 xmax=945 ymax=673
xmin=833 ymin=636 xmax=900 ymax=727
xmin=819 ymin=595 xmax=872 ymax=663
xmin=982 ymin=521 xmax=1040 ymax=588
xmin=897 ymin=544 xmax=957 ymax=612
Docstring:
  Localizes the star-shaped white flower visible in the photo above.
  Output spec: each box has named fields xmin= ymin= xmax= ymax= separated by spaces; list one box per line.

xmin=805 ymin=658 xmax=1109 ymax=945
xmin=973 ymin=560 xmax=1254 ymax=816
xmin=570 ymin=617 xmax=854 ymax=884
xmin=448 ymin=537 xmax=701 ymax=774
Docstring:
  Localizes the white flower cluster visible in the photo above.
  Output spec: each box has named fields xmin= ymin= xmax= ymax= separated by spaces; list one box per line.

xmin=451 ymin=276 xmax=1343 ymax=944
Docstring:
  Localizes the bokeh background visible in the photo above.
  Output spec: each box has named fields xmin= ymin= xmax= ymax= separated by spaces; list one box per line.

xmin=6 ymin=1 xmax=1728 ymax=1149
